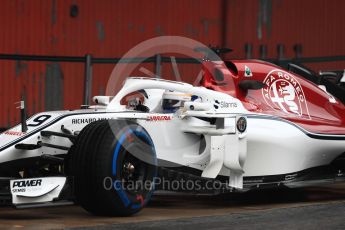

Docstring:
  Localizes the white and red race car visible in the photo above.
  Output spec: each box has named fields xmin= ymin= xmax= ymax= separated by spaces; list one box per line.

xmin=0 ymin=55 xmax=345 ymax=216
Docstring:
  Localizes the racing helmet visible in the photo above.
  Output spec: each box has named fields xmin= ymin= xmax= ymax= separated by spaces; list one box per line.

xmin=162 ymin=91 xmax=191 ymax=112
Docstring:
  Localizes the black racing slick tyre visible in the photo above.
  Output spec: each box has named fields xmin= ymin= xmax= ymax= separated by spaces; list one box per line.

xmin=69 ymin=119 xmax=157 ymax=216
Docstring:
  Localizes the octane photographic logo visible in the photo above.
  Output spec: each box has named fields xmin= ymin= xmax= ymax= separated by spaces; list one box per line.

xmin=105 ymin=36 xmax=233 ymax=169
xmin=105 ymin=36 xmax=226 ymax=95
xmin=262 ymin=69 xmax=311 ymax=119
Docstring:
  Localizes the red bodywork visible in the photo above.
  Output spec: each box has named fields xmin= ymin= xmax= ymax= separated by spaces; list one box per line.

xmin=200 ymin=59 xmax=345 ymax=135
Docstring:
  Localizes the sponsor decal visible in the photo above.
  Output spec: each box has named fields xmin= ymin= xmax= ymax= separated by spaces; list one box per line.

xmin=12 ymin=179 xmax=42 ymax=188
xmin=71 ymin=117 xmax=110 ymax=124
xmin=262 ymin=70 xmax=310 ymax=118
xmin=220 ymin=101 xmax=238 ymax=108
xmin=148 ymin=115 xmax=172 ymax=121
xmin=72 ymin=118 xmax=97 ymax=124
xmin=11 ymin=179 xmax=42 ymax=193
xmin=244 ymin=65 xmax=253 ymax=77
xmin=214 ymin=100 xmax=238 ymax=109
xmin=4 ymin=131 xmax=26 ymax=136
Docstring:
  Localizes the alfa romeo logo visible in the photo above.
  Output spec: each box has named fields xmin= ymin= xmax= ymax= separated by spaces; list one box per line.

xmin=262 ymin=70 xmax=310 ymax=118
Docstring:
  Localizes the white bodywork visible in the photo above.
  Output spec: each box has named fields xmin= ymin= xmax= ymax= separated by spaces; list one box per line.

xmin=1 ymin=77 xmax=345 ymax=204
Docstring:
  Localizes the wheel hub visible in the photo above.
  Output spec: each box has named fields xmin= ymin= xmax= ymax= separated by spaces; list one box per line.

xmin=123 ymin=162 xmax=135 ymax=179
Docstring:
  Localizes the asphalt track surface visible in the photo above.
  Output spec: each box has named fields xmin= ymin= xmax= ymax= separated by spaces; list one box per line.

xmin=0 ymin=183 xmax=345 ymax=230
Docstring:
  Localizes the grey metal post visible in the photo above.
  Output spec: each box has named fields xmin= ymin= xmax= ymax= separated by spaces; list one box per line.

xmin=155 ymin=54 xmax=162 ymax=78
xmin=259 ymin=45 xmax=267 ymax=59
xmin=293 ymin=44 xmax=302 ymax=59
xmin=83 ymin=54 xmax=93 ymax=105
xmin=277 ymin=44 xmax=285 ymax=60
xmin=244 ymin=43 xmax=253 ymax=59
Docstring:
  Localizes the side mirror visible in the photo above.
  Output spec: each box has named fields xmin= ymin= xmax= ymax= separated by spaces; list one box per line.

xmin=287 ymin=63 xmax=318 ymax=83
xmin=319 ymin=71 xmax=341 ymax=85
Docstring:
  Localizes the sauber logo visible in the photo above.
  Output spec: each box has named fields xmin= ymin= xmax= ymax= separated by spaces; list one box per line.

xmin=148 ymin=115 xmax=172 ymax=121
xmin=12 ymin=179 xmax=42 ymax=188
xmin=262 ymin=70 xmax=310 ymax=118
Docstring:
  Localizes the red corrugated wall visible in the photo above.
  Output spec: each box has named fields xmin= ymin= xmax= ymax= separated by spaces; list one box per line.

xmin=225 ymin=0 xmax=345 ymax=63
xmin=0 ymin=0 xmax=344 ymax=128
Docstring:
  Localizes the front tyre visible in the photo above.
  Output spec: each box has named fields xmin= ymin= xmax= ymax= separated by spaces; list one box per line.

xmin=69 ymin=119 xmax=157 ymax=216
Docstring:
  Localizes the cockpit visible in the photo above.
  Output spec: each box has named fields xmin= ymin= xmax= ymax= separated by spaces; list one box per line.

xmin=119 ymin=89 xmax=196 ymax=114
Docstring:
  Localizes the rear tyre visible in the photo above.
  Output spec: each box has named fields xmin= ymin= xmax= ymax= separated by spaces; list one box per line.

xmin=69 ymin=119 xmax=157 ymax=216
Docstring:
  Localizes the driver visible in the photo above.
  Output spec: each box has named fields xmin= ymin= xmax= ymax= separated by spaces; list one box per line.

xmin=162 ymin=91 xmax=192 ymax=113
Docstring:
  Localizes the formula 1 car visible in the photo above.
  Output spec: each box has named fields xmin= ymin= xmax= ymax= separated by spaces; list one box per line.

xmin=0 ymin=48 xmax=345 ymax=216
xmin=0 ymin=77 xmax=249 ymax=216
